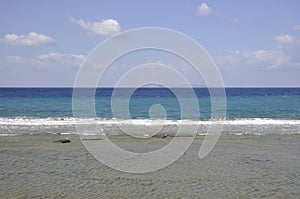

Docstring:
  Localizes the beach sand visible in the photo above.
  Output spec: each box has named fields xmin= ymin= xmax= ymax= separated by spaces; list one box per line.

xmin=1 ymin=134 xmax=299 ymax=198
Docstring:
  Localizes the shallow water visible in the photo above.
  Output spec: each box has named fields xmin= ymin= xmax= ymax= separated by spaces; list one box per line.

xmin=1 ymin=134 xmax=299 ymax=198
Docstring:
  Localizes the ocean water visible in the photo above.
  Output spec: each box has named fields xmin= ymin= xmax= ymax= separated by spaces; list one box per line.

xmin=0 ymin=88 xmax=299 ymax=136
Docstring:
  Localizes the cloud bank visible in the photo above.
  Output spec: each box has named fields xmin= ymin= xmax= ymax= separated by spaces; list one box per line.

xmin=0 ymin=53 xmax=85 ymax=72
xmin=1 ymin=32 xmax=56 ymax=46
xmin=215 ymin=34 xmax=300 ymax=71
xmin=70 ymin=17 xmax=121 ymax=37
xmin=0 ymin=53 xmax=85 ymax=87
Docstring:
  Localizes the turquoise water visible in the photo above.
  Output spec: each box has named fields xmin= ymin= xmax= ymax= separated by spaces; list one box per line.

xmin=0 ymin=88 xmax=299 ymax=119
xmin=0 ymin=88 xmax=299 ymax=135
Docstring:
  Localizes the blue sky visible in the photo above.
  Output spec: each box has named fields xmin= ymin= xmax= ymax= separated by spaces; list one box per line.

xmin=0 ymin=0 xmax=299 ymax=87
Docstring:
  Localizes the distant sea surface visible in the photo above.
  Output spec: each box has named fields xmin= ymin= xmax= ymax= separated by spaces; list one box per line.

xmin=0 ymin=88 xmax=299 ymax=136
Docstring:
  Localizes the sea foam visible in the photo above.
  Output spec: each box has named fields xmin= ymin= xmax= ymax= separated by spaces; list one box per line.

xmin=0 ymin=117 xmax=299 ymax=136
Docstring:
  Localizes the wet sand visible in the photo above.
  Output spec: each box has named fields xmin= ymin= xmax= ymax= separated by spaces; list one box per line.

xmin=1 ymin=134 xmax=299 ymax=198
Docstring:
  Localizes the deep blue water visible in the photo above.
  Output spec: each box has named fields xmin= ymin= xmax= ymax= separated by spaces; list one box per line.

xmin=0 ymin=88 xmax=299 ymax=119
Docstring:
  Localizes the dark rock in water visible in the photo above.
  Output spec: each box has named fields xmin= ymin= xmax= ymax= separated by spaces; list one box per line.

xmin=161 ymin=134 xmax=169 ymax=138
xmin=53 ymin=139 xmax=71 ymax=143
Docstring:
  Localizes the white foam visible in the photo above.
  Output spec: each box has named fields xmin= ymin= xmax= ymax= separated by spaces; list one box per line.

xmin=0 ymin=133 xmax=18 ymax=136
xmin=0 ymin=117 xmax=300 ymax=126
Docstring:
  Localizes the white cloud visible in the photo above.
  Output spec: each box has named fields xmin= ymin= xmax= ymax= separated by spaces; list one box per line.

xmin=216 ymin=50 xmax=287 ymax=70
xmin=197 ymin=3 xmax=213 ymax=16
xmin=275 ymin=34 xmax=300 ymax=62
xmin=0 ymin=53 xmax=85 ymax=86
xmin=215 ymin=34 xmax=300 ymax=71
xmin=275 ymin=34 xmax=295 ymax=45
xmin=1 ymin=32 xmax=56 ymax=46
xmin=292 ymin=24 xmax=300 ymax=31
xmin=70 ymin=17 xmax=121 ymax=37
xmin=0 ymin=53 xmax=85 ymax=72
xmin=38 ymin=53 xmax=85 ymax=67
xmin=196 ymin=2 xmax=239 ymax=25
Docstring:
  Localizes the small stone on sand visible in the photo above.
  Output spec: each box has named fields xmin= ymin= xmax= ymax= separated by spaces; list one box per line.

xmin=53 ymin=139 xmax=71 ymax=143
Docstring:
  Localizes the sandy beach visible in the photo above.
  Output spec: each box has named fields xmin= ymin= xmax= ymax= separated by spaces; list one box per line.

xmin=1 ymin=134 xmax=299 ymax=198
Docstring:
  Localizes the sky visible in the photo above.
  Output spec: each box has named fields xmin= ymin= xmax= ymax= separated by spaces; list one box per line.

xmin=0 ymin=0 xmax=299 ymax=87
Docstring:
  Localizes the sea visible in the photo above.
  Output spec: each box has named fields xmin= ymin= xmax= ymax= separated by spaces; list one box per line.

xmin=0 ymin=87 xmax=300 ymax=136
